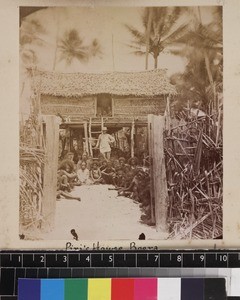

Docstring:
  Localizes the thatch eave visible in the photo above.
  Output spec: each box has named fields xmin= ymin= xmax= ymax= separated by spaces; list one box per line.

xmin=31 ymin=68 xmax=177 ymax=98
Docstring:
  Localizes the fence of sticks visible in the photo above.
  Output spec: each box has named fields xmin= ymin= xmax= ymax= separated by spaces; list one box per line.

xmin=164 ymin=105 xmax=223 ymax=239
xmin=19 ymin=113 xmax=45 ymax=238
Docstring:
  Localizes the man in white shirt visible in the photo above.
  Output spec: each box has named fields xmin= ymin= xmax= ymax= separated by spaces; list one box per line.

xmin=95 ymin=127 xmax=115 ymax=160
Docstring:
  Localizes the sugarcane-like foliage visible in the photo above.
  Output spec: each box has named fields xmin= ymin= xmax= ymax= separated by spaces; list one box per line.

xmin=165 ymin=104 xmax=223 ymax=239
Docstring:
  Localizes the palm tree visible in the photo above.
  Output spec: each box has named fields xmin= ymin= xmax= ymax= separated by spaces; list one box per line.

xmin=171 ymin=7 xmax=223 ymax=110
xmin=125 ymin=7 xmax=189 ymax=69
xmin=174 ymin=10 xmax=222 ymax=83
xmin=20 ymin=19 xmax=47 ymax=66
xmin=56 ymin=29 xmax=103 ymax=69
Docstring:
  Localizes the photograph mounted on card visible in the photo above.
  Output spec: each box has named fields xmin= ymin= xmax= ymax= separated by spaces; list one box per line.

xmin=18 ymin=4 xmax=224 ymax=243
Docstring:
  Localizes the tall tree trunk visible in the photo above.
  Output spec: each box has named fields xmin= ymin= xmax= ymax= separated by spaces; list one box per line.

xmin=52 ymin=9 xmax=60 ymax=71
xmin=145 ymin=8 xmax=153 ymax=70
xmin=112 ymin=34 xmax=115 ymax=71
xmin=197 ymin=7 xmax=215 ymax=91
xmin=204 ymin=50 xmax=214 ymax=86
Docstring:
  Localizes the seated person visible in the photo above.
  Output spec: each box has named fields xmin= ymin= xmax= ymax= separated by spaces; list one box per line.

xmin=57 ymin=171 xmax=81 ymax=201
xmin=77 ymin=152 xmax=92 ymax=171
xmin=124 ymin=164 xmax=135 ymax=187
xmin=101 ymin=161 xmax=115 ymax=184
xmin=128 ymin=156 xmax=139 ymax=174
xmin=118 ymin=157 xmax=127 ymax=170
xmin=77 ymin=161 xmax=91 ymax=185
xmin=58 ymin=156 xmax=75 ymax=171
xmin=112 ymin=158 xmax=120 ymax=170
xmin=118 ymin=169 xmax=145 ymax=202
xmin=66 ymin=151 xmax=74 ymax=162
xmin=113 ymin=167 xmax=126 ymax=189
xmin=57 ymin=169 xmax=71 ymax=192
xmin=90 ymin=161 xmax=105 ymax=184
xmin=99 ymin=159 xmax=108 ymax=172
xmin=58 ymin=160 xmax=78 ymax=190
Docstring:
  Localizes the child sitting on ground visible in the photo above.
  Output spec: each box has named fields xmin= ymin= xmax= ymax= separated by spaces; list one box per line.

xmin=112 ymin=167 xmax=126 ymax=189
xmin=77 ymin=161 xmax=91 ymax=185
xmin=76 ymin=152 xmax=92 ymax=171
xmin=57 ymin=171 xmax=81 ymax=201
xmin=58 ymin=161 xmax=78 ymax=190
xmin=90 ymin=161 xmax=105 ymax=184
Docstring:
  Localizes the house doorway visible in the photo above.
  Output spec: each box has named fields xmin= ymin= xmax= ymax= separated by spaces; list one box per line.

xmin=96 ymin=94 xmax=112 ymax=117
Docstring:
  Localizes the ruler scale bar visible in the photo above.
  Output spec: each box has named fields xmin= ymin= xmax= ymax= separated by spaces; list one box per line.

xmin=1 ymin=250 xmax=240 ymax=268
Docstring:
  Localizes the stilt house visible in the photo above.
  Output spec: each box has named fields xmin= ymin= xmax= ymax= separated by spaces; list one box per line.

xmin=33 ymin=69 xmax=176 ymax=158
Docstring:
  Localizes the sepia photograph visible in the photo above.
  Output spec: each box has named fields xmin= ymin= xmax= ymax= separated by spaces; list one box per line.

xmin=19 ymin=5 xmax=223 ymax=241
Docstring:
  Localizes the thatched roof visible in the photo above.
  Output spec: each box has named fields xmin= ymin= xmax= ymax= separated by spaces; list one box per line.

xmin=32 ymin=69 xmax=176 ymax=97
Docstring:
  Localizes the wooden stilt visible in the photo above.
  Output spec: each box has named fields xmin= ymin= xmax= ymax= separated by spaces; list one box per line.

xmin=42 ymin=116 xmax=59 ymax=232
xmin=83 ymin=121 xmax=89 ymax=155
xmin=131 ymin=119 xmax=135 ymax=158
xmin=89 ymin=118 xmax=93 ymax=157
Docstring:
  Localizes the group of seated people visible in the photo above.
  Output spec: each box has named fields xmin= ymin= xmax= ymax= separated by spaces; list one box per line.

xmin=57 ymin=151 xmax=153 ymax=224
xmin=58 ymin=151 xmax=142 ymax=187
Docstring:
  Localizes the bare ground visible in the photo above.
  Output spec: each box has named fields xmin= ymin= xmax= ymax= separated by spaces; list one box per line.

xmin=42 ymin=184 xmax=161 ymax=240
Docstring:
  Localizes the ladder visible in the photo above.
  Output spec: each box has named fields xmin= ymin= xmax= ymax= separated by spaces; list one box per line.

xmin=88 ymin=117 xmax=104 ymax=158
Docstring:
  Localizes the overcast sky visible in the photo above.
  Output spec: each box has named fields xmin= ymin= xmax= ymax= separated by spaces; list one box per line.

xmin=21 ymin=6 xmax=215 ymax=76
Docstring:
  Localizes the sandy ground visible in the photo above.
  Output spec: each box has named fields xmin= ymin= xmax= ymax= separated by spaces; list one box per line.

xmin=42 ymin=184 xmax=161 ymax=240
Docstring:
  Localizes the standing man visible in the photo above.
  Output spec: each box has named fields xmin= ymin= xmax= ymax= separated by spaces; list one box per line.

xmin=95 ymin=126 xmax=115 ymax=160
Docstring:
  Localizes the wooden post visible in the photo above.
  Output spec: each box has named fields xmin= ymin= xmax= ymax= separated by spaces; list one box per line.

xmin=131 ymin=119 xmax=135 ymax=158
xmin=152 ymin=115 xmax=168 ymax=234
xmin=101 ymin=116 xmax=104 ymax=130
xmin=83 ymin=121 xmax=89 ymax=155
xmin=88 ymin=118 xmax=93 ymax=157
xmin=42 ymin=116 xmax=59 ymax=232
xmin=164 ymin=95 xmax=171 ymax=134
xmin=148 ymin=114 xmax=155 ymax=224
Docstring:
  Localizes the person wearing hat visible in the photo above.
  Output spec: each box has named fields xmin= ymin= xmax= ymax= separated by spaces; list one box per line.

xmin=95 ymin=126 xmax=115 ymax=160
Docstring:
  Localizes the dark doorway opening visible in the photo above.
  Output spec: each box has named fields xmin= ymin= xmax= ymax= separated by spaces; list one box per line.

xmin=96 ymin=94 xmax=112 ymax=116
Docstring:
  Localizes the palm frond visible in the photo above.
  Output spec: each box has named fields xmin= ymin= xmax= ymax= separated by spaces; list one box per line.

xmin=130 ymin=50 xmax=146 ymax=56
xmin=162 ymin=23 xmax=190 ymax=47
xmin=125 ymin=24 xmax=146 ymax=45
xmin=152 ymin=7 xmax=168 ymax=36
xmin=124 ymin=43 xmax=142 ymax=50
xmin=159 ymin=7 xmax=183 ymax=37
